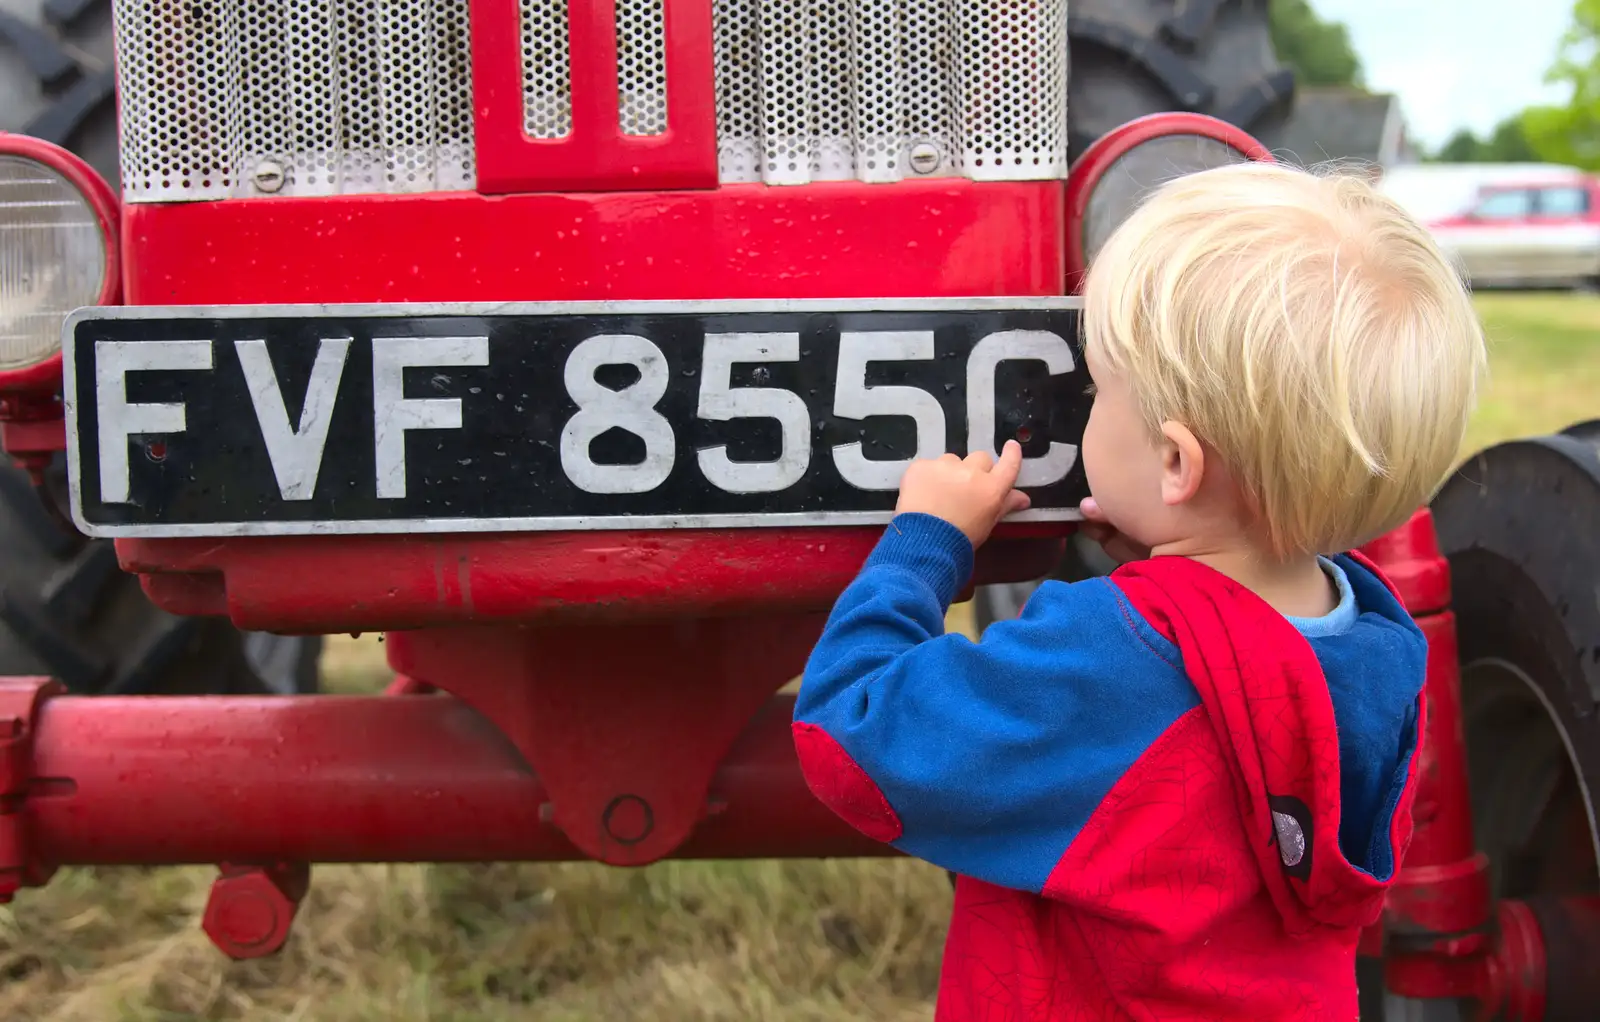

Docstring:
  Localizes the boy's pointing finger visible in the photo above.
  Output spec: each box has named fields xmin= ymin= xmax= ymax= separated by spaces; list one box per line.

xmin=992 ymin=439 xmax=1025 ymax=490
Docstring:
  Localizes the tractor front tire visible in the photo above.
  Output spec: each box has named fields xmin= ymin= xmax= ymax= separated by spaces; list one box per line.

xmin=0 ymin=0 xmax=119 ymax=185
xmin=1067 ymin=0 xmax=1295 ymax=163
xmin=1434 ymin=430 xmax=1600 ymax=886
xmin=0 ymin=460 xmax=320 ymax=695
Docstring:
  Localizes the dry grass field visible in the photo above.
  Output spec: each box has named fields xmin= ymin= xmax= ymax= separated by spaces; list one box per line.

xmin=3 ymin=293 xmax=1598 ymax=1021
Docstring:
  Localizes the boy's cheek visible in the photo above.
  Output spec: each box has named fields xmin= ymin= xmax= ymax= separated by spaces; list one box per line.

xmin=1080 ymin=414 xmax=1110 ymax=495
xmin=1081 ymin=433 xmax=1155 ymax=538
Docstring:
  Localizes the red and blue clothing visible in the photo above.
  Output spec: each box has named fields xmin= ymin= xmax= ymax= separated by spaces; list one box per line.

xmin=793 ymin=513 xmax=1428 ymax=1020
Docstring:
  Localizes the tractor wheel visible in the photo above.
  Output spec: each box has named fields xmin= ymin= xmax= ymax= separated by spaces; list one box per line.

xmin=1434 ymin=432 xmax=1600 ymax=895
xmin=1558 ymin=417 xmax=1600 ymax=447
xmin=1428 ymin=431 xmax=1600 ymax=1021
xmin=1067 ymin=0 xmax=1295 ymax=163
xmin=0 ymin=0 xmax=119 ymax=186
xmin=0 ymin=458 xmax=321 ymax=695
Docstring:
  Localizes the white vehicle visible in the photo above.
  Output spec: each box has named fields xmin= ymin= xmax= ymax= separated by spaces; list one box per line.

xmin=1378 ymin=162 xmax=1586 ymax=223
xmin=1423 ymin=174 xmax=1600 ymax=289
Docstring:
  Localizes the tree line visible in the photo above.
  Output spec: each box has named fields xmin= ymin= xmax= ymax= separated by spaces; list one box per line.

xmin=1270 ymin=0 xmax=1597 ymax=167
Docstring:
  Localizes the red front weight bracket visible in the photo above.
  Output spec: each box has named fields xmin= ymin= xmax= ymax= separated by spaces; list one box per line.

xmin=0 ymin=402 xmax=66 ymax=484
xmin=386 ymin=612 xmax=831 ymax=866
xmin=1366 ymin=513 xmax=1495 ymax=972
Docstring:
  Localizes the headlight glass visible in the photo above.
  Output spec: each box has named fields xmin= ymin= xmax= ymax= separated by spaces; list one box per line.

xmin=0 ymin=154 xmax=108 ymax=371
xmin=1082 ymin=134 xmax=1250 ymax=266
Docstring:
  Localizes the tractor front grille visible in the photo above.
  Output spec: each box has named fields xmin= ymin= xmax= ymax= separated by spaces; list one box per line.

xmin=113 ymin=0 xmax=476 ymax=201
xmin=112 ymin=0 xmax=1068 ymax=201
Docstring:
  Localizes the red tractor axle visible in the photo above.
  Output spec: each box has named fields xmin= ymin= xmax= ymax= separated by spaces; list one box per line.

xmin=8 ymin=687 xmax=890 ymax=869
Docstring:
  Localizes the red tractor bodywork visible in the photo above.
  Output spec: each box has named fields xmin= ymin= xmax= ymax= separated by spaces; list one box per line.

xmin=0 ymin=0 xmax=1596 ymax=1017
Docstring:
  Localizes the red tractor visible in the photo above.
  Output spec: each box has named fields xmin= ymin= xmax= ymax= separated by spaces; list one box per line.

xmin=0 ymin=0 xmax=1592 ymax=1018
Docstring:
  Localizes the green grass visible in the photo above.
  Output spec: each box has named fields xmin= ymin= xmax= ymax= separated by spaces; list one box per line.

xmin=1462 ymin=292 xmax=1600 ymax=455
xmin=2 ymin=293 xmax=1598 ymax=1021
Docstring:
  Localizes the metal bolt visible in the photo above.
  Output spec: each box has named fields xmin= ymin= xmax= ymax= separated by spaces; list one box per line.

xmin=909 ymin=143 xmax=941 ymax=175
xmin=601 ymin=793 xmax=654 ymax=846
xmin=253 ymin=159 xmax=286 ymax=194
xmin=202 ymin=863 xmax=310 ymax=960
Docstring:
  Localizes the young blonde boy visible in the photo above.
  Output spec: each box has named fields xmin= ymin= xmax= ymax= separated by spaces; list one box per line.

xmin=793 ymin=161 xmax=1485 ymax=1021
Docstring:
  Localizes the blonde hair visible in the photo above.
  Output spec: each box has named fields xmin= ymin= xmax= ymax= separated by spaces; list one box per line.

xmin=1082 ymin=160 xmax=1486 ymax=558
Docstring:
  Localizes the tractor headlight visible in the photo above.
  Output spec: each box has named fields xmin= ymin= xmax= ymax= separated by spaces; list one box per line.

xmin=0 ymin=135 xmax=119 ymax=377
xmin=1065 ymin=113 xmax=1274 ymax=292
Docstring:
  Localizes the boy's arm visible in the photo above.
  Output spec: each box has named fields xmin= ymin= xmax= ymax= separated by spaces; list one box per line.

xmin=793 ymin=513 xmax=1198 ymax=894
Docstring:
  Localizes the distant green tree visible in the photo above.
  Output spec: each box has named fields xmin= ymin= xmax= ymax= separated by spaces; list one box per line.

xmin=1522 ymin=0 xmax=1600 ymax=168
xmin=1270 ymin=0 xmax=1364 ymax=88
xmin=1430 ymin=117 xmax=1542 ymax=162
xmin=1434 ymin=129 xmax=1484 ymax=162
xmin=1485 ymin=117 xmax=1542 ymax=161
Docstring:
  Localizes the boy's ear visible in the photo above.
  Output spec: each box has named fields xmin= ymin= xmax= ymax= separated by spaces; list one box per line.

xmin=1158 ymin=421 xmax=1205 ymax=507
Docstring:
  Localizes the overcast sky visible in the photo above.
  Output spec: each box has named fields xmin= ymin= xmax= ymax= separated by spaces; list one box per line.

xmin=1312 ymin=0 xmax=1573 ymax=148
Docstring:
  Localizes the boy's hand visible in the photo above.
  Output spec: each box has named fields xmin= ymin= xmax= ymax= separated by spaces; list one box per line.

xmin=896 ymin=440 xmax=1032 ymax=547
xmin=1077 ymin=496 xmax=1151 ymax=564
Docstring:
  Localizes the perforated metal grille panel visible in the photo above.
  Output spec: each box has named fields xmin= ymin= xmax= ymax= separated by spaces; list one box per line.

xmin=714 ymin=0 xmax=1069 ymax=185
xmin=521 ymin=0 xmax=572 ymax=138
xmin=111 ymin=0 xmax=1068 ymax=200
xmin=617 ymin=0 xmax=668 ymax=136
xmin=114 ymin=0 xmax=475 ymax=200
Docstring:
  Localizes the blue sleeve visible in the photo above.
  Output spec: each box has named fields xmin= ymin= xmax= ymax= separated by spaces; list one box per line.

xmin=794 ymin=513 xmax=1200 ymax=893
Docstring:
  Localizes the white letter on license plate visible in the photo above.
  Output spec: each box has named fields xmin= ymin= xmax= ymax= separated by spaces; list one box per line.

xmin=95 ymin=339 xmax=214 ymax=503
xmin=697 ymin=332 xmax=810 ymax=493
xmin=236 ymin=338 xmax=351 ymax=500
xmin=372 ymin=336 xmax=489 ymax=499
xmin=832 ymin=331 xmax=945 ymax=490
xmin=966 ymin=330 xmax=1078 ymax=487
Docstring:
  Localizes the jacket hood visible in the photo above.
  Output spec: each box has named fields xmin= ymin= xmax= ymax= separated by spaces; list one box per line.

xmin=1109 ymin=552 xmax=1427 ymax=936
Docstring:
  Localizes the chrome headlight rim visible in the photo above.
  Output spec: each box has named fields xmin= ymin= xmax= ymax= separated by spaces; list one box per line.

xmin=1064 ymin=112 xmax=1274 ymax=294
xmin=0 ymin=132 xmax=121 ymax=391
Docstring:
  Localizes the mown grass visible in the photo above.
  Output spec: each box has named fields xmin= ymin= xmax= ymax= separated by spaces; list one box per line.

xmin=1463 ymin=292 xmax=1600 ymax=455
xmin=3 ymin=293 xmax=1598 ymax=1021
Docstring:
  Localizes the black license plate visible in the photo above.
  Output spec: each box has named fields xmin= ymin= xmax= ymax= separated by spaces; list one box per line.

xmin=64 ymin=299 xmax=1088 ymax=537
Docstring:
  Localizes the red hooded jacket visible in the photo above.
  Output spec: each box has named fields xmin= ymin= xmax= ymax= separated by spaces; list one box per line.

xmin=794 ymin=514 xmax=1428 ymax=1020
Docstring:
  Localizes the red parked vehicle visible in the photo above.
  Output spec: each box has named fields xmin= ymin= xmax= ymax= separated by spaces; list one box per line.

xmin=0 ymin=1 xmax=1597 ymax=1020
xmin=1428 ymin=174 xmax=1600 ymax=289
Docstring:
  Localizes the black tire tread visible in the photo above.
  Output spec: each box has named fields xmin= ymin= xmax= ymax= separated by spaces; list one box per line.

xmin=0 ymin=460 xmax=320 ymax=695
xmin=0 ymin=0 xmax=119 ymax=186
xmin=1067 ymin=0 xmax=1295 ymax=164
